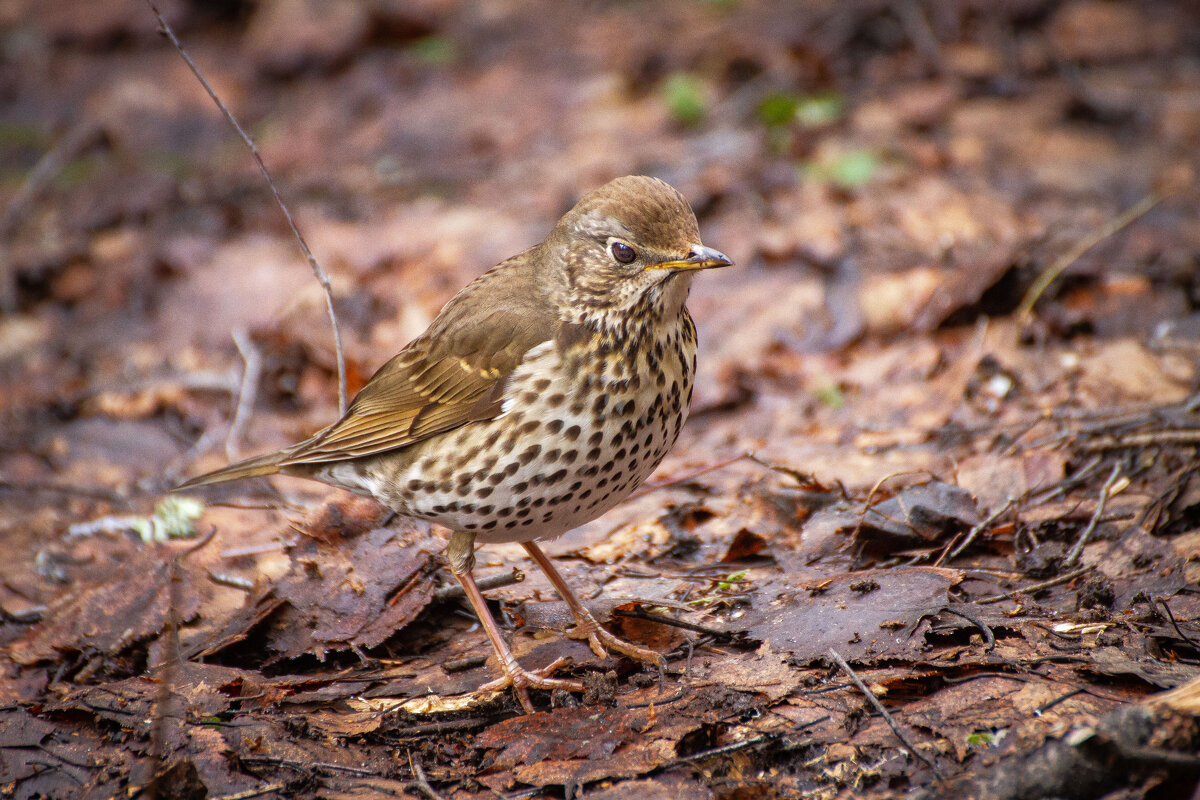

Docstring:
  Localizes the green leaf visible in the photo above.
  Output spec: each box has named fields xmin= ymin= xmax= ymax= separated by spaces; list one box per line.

xmin=409 ymin=35 xmax=457 ymax=65
xmin=662 ymin=72 xmax=707 ymax=126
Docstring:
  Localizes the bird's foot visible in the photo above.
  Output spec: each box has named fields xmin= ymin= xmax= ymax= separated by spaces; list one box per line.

xmin=567 ymin=613 xmax=666 ymax=667
xmin=478 ymin=656 xmax=583 ymax=713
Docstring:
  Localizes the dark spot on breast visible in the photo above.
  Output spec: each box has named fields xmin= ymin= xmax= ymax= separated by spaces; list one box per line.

xmin=521 ymin=390 xmax=539 ymax=404
xmin=406 ymin=479 xmax=422 ymax=492
xmin=587 ymin=431 xmax=603 ymax=447
xmin=498 ymin=507 xmax=512 ymax=517
xmin=562 ymin=450 xmax=578 ymax=465
xmin=438 ymin=481 xmax=452 ymax=493
xmin=455 ymin=483 xmax=471 ymax=496
xmin=601 ymin=459 xmax=615 ymax=472
xmin=505 ymin=520 xmax=519 ymax=529
xmin=586 ymin=447 xmax=602 ymax=461
xmin=479 ymin=504 xmax=494 ymax=515
xmin=545 ymin=448 xmax=561 ymax=463
xmin=569 ymin=481 xmax=582 ymax=491
xmin=483 ymin=520 xmax=497 ymax=529
xmin=519 ymin=420 xmax=540 ymax=435
xmin=475 ymin=486 xmax=493 ymax=499
xmin=547 ymin=393 xmax=565 ymax=407
xmin=564 ymin=425 xmax=581 ymax=441
xmin=518 ymin=444 xmax=541 ymax=465
xmin=512 ymin=481 xmax=528 ymax=493
xmin=592 ymin=394 xmax=608 ymax=414
xmin=487 ymin=473 xmax=504 ymax=486
xmin=517 ymin=507 xmax=531 ymax=518
xmin=464 ymin=522 xmax=478 ymax=530
xmin=546 ymin=419 xmax=564 ymax=434
xmin=579 ymin=489 xmax=592 ymax=499
xmin=570 ymin=400 xmax=585 ymax=415
xmin=504 ymin=462 xmax=520 ymax=476
xmin=534 ymin=378 xmax=552 ymax=392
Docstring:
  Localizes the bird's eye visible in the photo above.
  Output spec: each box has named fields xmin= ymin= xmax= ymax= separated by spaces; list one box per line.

xmin=610 ymin=241 xmax=637 ymax=264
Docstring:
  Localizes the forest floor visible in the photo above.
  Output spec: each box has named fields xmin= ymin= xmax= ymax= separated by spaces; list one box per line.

xmin=3 ymin=1 xmax=1200 ymax=798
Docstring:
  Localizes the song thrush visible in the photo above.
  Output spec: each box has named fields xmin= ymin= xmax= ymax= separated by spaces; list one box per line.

xmin=179 ymin=175 xmax=732 ymax=712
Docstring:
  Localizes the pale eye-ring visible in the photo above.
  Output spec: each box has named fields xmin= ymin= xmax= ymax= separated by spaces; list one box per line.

xmin=609 ymin=241 xmax=637 ymax=264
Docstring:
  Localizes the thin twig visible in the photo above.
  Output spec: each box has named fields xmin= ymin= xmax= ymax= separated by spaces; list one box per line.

xmin=939 ymin=607 xmax=995 ymax=651
xmin=827 ymin=648 xmax=940 ymax=777
xmin=144 ymin=0 xmax=347 ymax=412
xmin=612 ymin=607 xmax=737 ymax=640
xmin=629 ymin=451 xmax=753 ymax=498
xmin=1016 ymin=192 xmax=1162 ymax=334
xmin=975 ymin=565 xmax=1093 ymax=604
xmin=433 ymin=568 xmax=524 ymax=600
xmin=941 ymin=496 xmax=1017 ymax=563
xmin=851 ymin=470 xmax=935 ymax=541
xmin=225 ymin=328 xmax=262 ymax=461
xmin=1156 ymin=597 xmax=1200 ymax=654
xmin=406 ymin=752 xmax=446 ymax=800
xmin=1063 ymin=464 xmax=1122 ymax=568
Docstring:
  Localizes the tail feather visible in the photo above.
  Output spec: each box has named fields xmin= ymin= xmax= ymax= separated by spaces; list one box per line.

xmin=175 ymin=450 xmax=289 ymax=490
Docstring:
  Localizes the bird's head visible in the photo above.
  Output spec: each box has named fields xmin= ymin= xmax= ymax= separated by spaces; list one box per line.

xmin=544 ymin=176 xmax=732 ymax=321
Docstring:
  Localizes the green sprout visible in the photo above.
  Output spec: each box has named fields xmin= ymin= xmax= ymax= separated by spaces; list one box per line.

xmin=662 ymin=72 xmax=708 ymax=126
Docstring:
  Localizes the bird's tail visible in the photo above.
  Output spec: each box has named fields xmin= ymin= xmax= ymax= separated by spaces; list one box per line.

xmin=174 ymin=450 xmax=289 ymax=490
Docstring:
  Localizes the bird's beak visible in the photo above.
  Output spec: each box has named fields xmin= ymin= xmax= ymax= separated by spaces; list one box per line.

xmin=649 ymin=244 xmax=734 ymax=272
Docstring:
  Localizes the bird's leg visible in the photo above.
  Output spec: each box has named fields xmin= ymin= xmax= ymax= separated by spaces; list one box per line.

xmin=448 ymin=531 xmax=582 ymax=713
xmin=522 ymin=541 xmax=665 ymax=667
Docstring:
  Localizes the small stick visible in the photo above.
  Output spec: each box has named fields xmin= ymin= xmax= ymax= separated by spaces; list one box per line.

xmin=851 ymin=471 xmax=935 ymax=542
xmin=1155 ymin=597 xmax=1200 ymax=654
xmin=827 ymin=648 xmax=940 ymax=777
xmin=975 ymin=565 xmax=1093 ymax=604
xmin=630 ymin=450 xmax=753 ymax=498
xmin=433 ymin=568 xmax=524 ymax=600
xmin=1063 ymin=464 xmax=1122 ymax=568
xmin=940 ymin=497 xmax=1017 ymax=564
xmin=225 ymin=328 xmax=262 ymax=461
xmin=1016 ymin=192 xmax=1162 ymax=334
xmin=612 ymin=607 xmax=736 ymax=639
xmin=939 ymin=607 xmax=995 ymax=651
xmin=406 ymin=752 xmax=446 ymax=800
xmin=144 ymin=0 xmax=347 ymax=412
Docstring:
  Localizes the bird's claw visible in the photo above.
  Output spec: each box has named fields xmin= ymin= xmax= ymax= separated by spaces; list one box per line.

xmin=477 ymin=656 xmax=583 ymax=713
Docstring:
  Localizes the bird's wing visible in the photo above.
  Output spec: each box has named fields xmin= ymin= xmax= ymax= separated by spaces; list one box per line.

xmin=278 ymin=254 xmax=556 ymax=465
